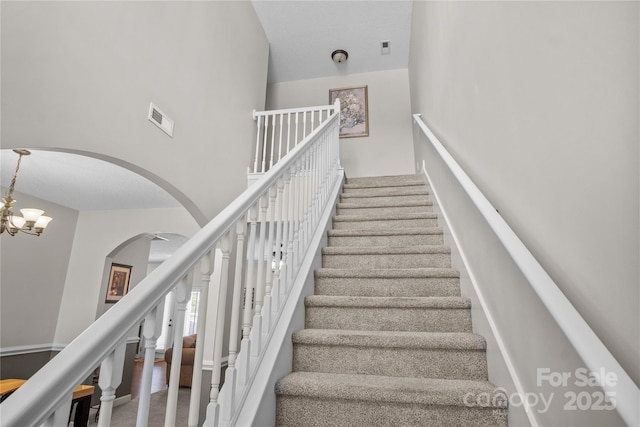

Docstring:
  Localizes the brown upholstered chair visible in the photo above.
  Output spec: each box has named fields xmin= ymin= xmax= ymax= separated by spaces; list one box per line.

xmin=164 ymin=334 xmax=197 ymax=387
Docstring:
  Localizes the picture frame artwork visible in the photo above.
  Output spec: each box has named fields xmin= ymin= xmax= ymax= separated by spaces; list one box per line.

xmin=329 ymin=85 xmax=369 ymax=138
xmin=105 ymin=263 xmax=132 ymax=303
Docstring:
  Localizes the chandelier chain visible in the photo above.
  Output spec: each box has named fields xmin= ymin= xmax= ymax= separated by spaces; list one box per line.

xmin=6 ymin=152 xmax=25 ymax=201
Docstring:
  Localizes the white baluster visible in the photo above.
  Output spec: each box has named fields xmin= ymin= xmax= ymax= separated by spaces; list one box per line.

xmin=278 ymin=113 xmax=284 ymax=164
xmin=311 ymin=138 xmax=321 ymax=231
xmin=286 ymin=164 xmax=298 ymax=289
xmin=302 ymin=111 xmax=308 ymax=139
xmin=300 ymin=153 xmax=309 ymax=250
xmin=165 ymin=274 xmax=193 ymax=427
xmin=310 ymin=108 xmax=315 ymax=133
xmin=221 ymin=219 xmax=247 ymax=422
xmin=271 ymin=177 xmax=285 ymax=311
xmin=97 ymin=341 xmax=126 ymax=427
xmin=136 ymin=305 xmax=162 ymax=427
xmin=39 ymin=394 xmax=71 ymax=427
xmin=294 ymin=112 xmax=299 ymax=147
xmin=188 ymin=251 xmax=216 ymax=427
xmin=286 ymin=112 xmax=292 ymax=154
xmin=204 ymin=233 xmax=232 ymax=426
xmin=279 ymin=171 xmax=292 ymax=296
xmin=269 ymin=115 xmax=277 ymax=169
xmin=304 ymin=152 xmax=310 ymax=251
xmin=261 ymin=115 xmax=269 ymax=173
xmin=242 ymin=205 xmax=258 ymax=338
xmin=238 ymin=205 xmax=258 ymax=387
xmin=253 ymin=115 xmax=262 ymax=173
xmin=251 ymin=195 xmax=269 ymax=357
xmin=254 ymin=195 xmax=269 ymax=318
xmin=262 ymin=185 xmax=278 ymax=329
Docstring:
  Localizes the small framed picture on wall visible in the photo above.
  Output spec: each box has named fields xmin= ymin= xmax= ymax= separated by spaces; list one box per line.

xmin=329 ymin=85 xmax=369 ymax=138
xmin=105 ymin=263 xmax=132 ymax=303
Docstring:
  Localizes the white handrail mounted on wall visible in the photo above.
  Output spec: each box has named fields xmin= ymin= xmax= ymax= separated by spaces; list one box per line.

xmin=412 ymin=113 xmax=639 ymax=427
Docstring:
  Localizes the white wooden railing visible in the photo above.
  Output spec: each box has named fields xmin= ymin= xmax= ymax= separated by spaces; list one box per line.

xmin=1 ymin=103 xmax=341 ymax=427
xmin=413 ymin=113 xmax=639 ymax=427
xmin=251 ymin=102 xmax=338 ymax=174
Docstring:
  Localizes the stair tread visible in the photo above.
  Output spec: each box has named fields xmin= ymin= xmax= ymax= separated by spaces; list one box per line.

xmin=328 ymin=227 xmax=442 ymax=237
xmin=340 ymin=188 xmax=429 ymax=198
xmin=315 ymin=267 xmax=459 ymax=278
xmin=337 ymin=200 xmax=433 ymax=208
xmin=345 ymin=174 xmax=423 ymax=185
xmin=334 ymin=212 xmax=438 ymax=221
xmin=323 ymin=245 xmax=450 ymax=255
xmin=292 ymin=329 xmax=486 ymax=349
xmin=276 ymin=372 xmax=506 ymax=408
xmin=305 ymin=295 xmax=471 ymax=309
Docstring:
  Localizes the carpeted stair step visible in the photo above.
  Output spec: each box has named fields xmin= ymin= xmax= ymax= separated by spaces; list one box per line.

xmin=340 ymin=185 xmax=428 ymax=198
xmin=340 ymin=193 xmax=430 ymax=205
xmin=322 ymin=245 xmax=451 ymax=269
xmin=304 ymin=295 xmax=472 ymax=332
xmin=292 ymin=329 xmax=488 ymax=380
xmin=276 ymin=174 xmax=507 ymax=426
xmin=314 ymin=268 xmax=460 ymax=297
xmin=337 ymin=200 xmax=433 ymax=215
xmin=344 ymin=174 xmax=425 ymax=187
xmin=332 ymin=212 xmax=438 ymax=229
xmin=327 ymin=227 xmax=444 ymax=247
xmin=275 ymin=372 xmax=508 ymax=427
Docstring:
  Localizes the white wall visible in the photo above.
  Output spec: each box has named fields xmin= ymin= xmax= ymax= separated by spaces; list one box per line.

xmin=409 ymin=0 xmax=639 ymax=386
xmin=0 ymin=0 xmax=270 ymax=355
xmin=266 ymin=69 xmax=415 ymax=178
xmin=0 ymin=191 xmax=78 ymax=348
xmin=54 ymin=207 xmax=200 ymax=344
xmin=1 ymin=1 xmax=269 ymax=223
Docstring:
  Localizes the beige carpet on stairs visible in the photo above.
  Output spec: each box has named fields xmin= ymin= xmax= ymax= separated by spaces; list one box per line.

xmin=275 ymin=174 xmax=508 ymax=426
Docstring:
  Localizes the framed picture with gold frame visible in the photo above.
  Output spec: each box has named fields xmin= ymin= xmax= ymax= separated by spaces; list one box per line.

xmin=105 ymin=263 xmax=132 ymax=303
xmin=329 ymin=85 xmax=369 ymax=138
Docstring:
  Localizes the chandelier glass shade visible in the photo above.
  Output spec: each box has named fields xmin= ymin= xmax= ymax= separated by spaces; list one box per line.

xmin=1 ymin=149 xmax=52 ymax=236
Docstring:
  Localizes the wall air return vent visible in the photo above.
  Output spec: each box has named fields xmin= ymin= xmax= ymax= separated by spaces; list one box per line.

xmin=148 ymin=103 xmax=174 ymax=137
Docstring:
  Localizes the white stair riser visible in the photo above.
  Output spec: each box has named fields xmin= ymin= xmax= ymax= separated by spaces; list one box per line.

xmin=293 ymin=345 xmax=488 ymax=380
xmin=305 ymin=307 xmax=472 ymax=332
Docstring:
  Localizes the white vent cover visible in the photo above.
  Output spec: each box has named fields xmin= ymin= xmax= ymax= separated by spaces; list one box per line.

xmin=148 ymin=103 xmax=174 ymax=137
xmin=381 ymin=40 xmax=390 ymax=55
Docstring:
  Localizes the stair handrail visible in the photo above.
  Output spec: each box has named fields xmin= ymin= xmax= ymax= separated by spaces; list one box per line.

xmin=412 ymin=113 xmax=639 ymax=426
xmin=1 ymin=101 xmax=341 ymax=427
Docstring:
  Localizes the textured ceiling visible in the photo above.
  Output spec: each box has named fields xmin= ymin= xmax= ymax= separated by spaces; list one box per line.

xmin=252 ymin=0 xmax=413 ymax=83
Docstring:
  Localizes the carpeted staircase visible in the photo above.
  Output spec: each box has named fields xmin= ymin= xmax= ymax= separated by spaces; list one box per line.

xmin=275 ymin=174 xmax=508 ymax=426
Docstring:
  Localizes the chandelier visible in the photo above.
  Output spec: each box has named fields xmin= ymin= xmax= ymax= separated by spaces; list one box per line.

xmin=1 ymin=149 xmax=52 ymax=236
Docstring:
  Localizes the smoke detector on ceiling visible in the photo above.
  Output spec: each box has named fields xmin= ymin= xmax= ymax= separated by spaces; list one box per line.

xmin=148 ymin=103 xmax=174 ymax=137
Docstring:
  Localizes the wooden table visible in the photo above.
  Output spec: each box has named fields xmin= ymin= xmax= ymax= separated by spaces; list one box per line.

xmin=0 ymin=379 xmax=95 ymax=426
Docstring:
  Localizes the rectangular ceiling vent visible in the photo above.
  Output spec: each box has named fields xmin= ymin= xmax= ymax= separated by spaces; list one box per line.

xmin=148 ymin=103 xmax=174 ymax=137
xmin=381 ymin=40 xmax=391 ymax=55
